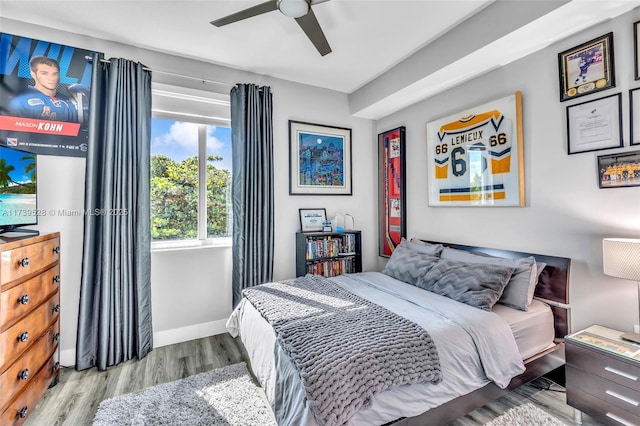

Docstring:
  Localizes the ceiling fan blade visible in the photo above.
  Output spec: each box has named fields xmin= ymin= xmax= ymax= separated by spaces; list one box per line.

xmin=295 ymin=8 xmax=332 ymax=56
xmin=211 ymin=0 xmax=278 ymax=27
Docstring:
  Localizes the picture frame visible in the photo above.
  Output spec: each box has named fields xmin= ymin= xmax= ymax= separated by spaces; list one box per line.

xmin=299 ymin=208 xmax=327 ymax=232
xmin=634 ymin=21 xmax=640 ymax=80
xmin=558 ymin=32 xmax=615 ymax=102
xmin=597 ymin=150 xmax=640 ymax=189
xmin=566 ymin=92 xmax=622 ymax=155
xmin=289 ymin=120 xmax=352 ymax=195
xmin=426 ymin=91 xmax=525 ymax=207
xmin=630 ymin=88 xmax=640 ymax=146
xmin=378 ymin=126 xmax=406 ymax=257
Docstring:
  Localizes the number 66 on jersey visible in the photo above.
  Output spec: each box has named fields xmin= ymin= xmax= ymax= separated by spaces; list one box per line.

xmin=426 ymin=92 xmax=525 ymax=207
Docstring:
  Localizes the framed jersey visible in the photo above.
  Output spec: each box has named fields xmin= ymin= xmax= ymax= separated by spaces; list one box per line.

xmin=426 ymin=92 xmax=524 ymax=207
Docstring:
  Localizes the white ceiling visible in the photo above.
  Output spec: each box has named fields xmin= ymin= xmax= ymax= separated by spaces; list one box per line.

xmin=2 ymin=0 xmax=640 ymax=119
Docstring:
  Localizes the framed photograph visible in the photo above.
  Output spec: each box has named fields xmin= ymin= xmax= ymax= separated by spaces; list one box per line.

xmin=597 ymin=150 xmax=640 ymax=188
xmin=426 ymin=91 xmax=524 ymax=207
xmin=566 ymin=93 xmax=622 ymax=155
xmin=558 ymin=32 xmax=615 ymax=102
xmin=299 ymin=208 xmax=327 ymax=232
xmin=378 ymin=126 xmax=406 ymax=257
xmin=635 ymin=21 xmax=640 ymax=80
xmin=289 ymin=120 xmax=352 ymax=195
xmin=630 ymin=88 xmax=640 ymax=146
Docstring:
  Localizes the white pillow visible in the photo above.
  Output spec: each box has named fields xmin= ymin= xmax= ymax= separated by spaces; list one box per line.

xmin=440 ymin=247 xmax=538 ymax=311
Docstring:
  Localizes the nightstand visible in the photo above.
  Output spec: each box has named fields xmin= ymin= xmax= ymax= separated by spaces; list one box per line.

xmin=566 ymin=325 xmax=640 ymax=425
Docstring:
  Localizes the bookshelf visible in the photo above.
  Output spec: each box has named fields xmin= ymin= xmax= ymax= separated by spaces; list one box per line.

xmin=296 ymin=231 xmax=362 ymax=277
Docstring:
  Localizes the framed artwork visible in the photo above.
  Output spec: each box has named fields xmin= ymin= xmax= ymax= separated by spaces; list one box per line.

xmin=566 ymin=93 xmax=622 ymax=155
xmin=558 ymin=32 xmax=615 ymax=102
xmin=426 ymin=92 xmax=524 ymax=207
xmin=630 ymin=88 xmax=640 ymax=146
xmin=299 ymin=208 xmax=326 ymax=232
xmin=289 ymin=120 xmax=352 ymax=195
xmin=378 ymin=126 xmax=406 ymax=257
xmin=597 ymin=150 xmax=640 ymax=189
xmin=635 ymin=21 xmax=640 ymax=80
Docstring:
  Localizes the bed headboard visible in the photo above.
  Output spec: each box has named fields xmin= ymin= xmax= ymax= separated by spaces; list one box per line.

xmin=422 ymin=240 xmax=572 ymax=340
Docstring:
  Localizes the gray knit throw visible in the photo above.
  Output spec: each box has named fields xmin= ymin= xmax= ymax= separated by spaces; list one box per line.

xmin=242 ymin=275 xmax=442 ymax=426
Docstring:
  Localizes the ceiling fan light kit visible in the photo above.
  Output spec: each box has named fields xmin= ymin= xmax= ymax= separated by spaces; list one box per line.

xmin=277 ymin=0 xmax=310 ymax=18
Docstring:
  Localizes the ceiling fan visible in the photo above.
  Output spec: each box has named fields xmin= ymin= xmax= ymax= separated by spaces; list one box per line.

xmin=210 ymin=0 xmax=332 ymax=56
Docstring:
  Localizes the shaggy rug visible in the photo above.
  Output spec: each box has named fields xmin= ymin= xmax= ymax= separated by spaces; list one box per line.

xmin=92 ymin=362 xmax=276 ymax=425
xmin=484 ymin=402 xmax=567 ymax=425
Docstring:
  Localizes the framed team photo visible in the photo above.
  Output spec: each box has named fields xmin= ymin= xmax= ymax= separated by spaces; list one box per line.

xmin=289 ymin=120 xmax=352 ymax=195
xmin=426 ymin=92 xmax=524 ymax=207
xmin=378 ymin=126 xmax=406 ymax=257
xmin=566 ymin=93 xmax=622 ymax=155
xmin=630 ymin=88 xmax=640 ymax=146
xmin=558 ymin=32 xmax=615 ymax=102
xmin=635 ymin=21 xmax=640 ymax=80
xmin=597 ymin=150 xmax=640 ymax=189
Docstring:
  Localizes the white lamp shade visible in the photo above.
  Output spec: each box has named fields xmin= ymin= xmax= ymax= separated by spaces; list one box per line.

xmin=277 ymin=0 xmax=310 ymax=18
xmin=603 ymin=238 xmax=640 ymax=280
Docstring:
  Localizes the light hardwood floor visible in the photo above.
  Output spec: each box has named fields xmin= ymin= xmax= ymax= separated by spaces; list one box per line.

xmin=25 ymin=334 xmax=602 ymax=425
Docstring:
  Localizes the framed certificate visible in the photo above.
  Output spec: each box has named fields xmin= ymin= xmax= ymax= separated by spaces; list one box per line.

xmin=566 ymin=93 xmax=622 ymax=155
xmin=299 ymin=208 xmax=326 ymax=232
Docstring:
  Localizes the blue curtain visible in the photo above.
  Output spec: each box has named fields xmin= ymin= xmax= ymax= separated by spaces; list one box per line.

xmin=231 ymin=84 xmax=274 ymax=307
xmin=76 ymin=54 xmax=153 ymax=371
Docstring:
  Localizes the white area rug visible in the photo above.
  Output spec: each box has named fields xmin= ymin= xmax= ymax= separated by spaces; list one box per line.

xmin=93 ymin=362 xmax=276 ymax=425
xmin=484 ymin=402 xmax=567 ymax=425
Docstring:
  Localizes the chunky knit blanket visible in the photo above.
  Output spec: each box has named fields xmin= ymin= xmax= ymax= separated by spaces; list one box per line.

xmin=242 ymin=275 xmax=441 ymax=426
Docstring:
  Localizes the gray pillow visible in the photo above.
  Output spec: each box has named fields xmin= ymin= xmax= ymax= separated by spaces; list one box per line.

xmin=441 ymin=247 xmax=538 ymax=311
xmin=382 ymin=244 xmax=440 ymax=285
xmin=404 ymin=238 xmax=444 ymax=256
xmin=416 ymin=259 xmax=515 ymax=311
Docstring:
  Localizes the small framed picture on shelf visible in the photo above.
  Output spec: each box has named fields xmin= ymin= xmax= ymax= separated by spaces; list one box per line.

xmin=558 ymin=32 xmax=615 ymax=102
xmin=299 ymin=208 xmax=326 ymax=232
xmin=566 ymin=92 xmax=622 ymax=155
xmin=597 ymin=150 xmax=640 ymax=189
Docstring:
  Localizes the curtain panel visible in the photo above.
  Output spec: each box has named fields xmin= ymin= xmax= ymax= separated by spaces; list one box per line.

xmin=76 ymin=54 xmax=153 ymax=371
xmin=230 ymin=84 xmax=274 ymax=307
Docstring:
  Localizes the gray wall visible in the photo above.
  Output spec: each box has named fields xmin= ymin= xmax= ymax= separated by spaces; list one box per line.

xmin=375 ymin=10 xmax=640 ymax=334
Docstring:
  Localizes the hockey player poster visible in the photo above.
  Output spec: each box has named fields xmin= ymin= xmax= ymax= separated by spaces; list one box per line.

xmin=426 ymin=92 xmax=524 ymax=207
xmin=0 ymin=33 xmax=97 ymax=157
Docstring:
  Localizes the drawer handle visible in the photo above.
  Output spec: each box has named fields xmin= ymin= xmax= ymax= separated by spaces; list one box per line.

xmin=606 ymin=412 xmax=635 ymax=426
xmin=53 ymin=304 xmax=61 ymax=313
xmin=53 ymin=275 xmax=61 ymax=283
xmin=19 ymin=257 xmax=30 ymax=267
xmin=606 ymin=389 xmax=639 ymax=406
xmin=605 ymin=366 xmax=638 ymax=381
xmin=18 ymin=331 xmax=28 ymax=343
xmin=53 ymin=246 xmax=60 ymax=254
xmin=17 ymin=406 xmax=28 ymax=419
xmin=18 ymin=368 xmax=29 ymax=380
xmin=19 ymin=294 xmax=29 ymax=305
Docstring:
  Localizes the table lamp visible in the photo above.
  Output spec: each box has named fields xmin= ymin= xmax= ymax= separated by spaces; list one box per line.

xmin=603 ymin=238 xmax=640 ymax=343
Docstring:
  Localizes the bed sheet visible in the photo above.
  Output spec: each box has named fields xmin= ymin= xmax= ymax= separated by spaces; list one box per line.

xmin=227 ymin=272 xmax=527 ymax=426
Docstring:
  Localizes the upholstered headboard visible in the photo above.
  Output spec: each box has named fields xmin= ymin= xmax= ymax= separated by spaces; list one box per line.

xmin=422 ymin=240 xmax=572 ymax=340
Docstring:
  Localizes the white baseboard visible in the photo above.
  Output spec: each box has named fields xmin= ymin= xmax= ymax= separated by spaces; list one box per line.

xmin=58 ymin=319 xmax=229 ymax=368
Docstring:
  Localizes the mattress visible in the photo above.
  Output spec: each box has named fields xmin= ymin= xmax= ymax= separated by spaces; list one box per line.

xmin=492 ymin=299 xmax=555 ymax=360
xmin=227 ymin=271 xmax=551 ymax=425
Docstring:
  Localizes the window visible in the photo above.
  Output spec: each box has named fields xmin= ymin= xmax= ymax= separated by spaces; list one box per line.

xmin=150 ymin=118 xmax=232 ymax=244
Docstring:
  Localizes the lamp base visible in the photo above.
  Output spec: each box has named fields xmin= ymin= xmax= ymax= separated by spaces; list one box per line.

xmin=621 ymin=332 xmax=640 ymax=345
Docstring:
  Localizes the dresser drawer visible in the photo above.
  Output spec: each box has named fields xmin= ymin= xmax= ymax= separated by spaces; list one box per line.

xmin=567 ymin=364 xmax=640 ymax=417
xmin=0 ymin=354 xmax=58 ymax=426
xmin=0 ymin=292 xmax=59 ymax=371
xmin=568 ymin=384 xmax=640 ymax=426
xmin=0 ymin=321 xmax=59 ymax=408
xmin=0 ymin=237 xmax=60 ymax=287
xmin=0 ymin=265 xmax=60 ymax=329
xmin=567 ymin=341 xmax=640 ymax=393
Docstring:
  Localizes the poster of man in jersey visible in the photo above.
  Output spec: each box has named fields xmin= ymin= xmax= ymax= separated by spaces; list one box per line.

xmin=0 ymin=33 xmax=98 ymax=157
xmin=426 ymin=92 xmax=524 ymax=207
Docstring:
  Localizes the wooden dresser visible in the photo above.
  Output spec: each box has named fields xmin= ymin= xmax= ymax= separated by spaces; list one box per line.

xmin=0 ymin=233 xmax=61 ymax=425
xmin=566 ymin=325 xmax=640 ymax=426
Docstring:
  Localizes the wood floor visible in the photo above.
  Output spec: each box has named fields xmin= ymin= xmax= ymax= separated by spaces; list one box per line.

xmin=24 ymin=333 xmax=603 ymax=425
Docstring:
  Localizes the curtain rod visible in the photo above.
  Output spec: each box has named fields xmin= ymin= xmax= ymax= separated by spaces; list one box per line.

xmin=86 ymin=56 xmax=233 ymax=87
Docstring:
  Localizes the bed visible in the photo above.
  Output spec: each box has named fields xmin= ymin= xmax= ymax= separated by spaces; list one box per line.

xmin=226 ymin=239 xmax=571 ymax=426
